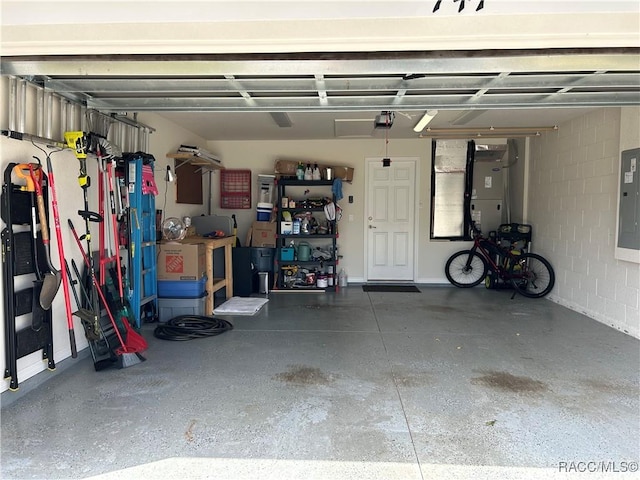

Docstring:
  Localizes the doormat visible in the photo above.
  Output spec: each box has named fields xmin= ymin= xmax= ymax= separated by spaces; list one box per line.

xmin=213 ymin=297 xmax=269 ymax=315
xmin=362 ymin=285 xmax=421 ymax=293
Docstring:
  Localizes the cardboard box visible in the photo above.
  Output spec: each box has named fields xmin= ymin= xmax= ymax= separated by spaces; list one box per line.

xmin=333 ymin=166 xmax=354 ymax=183
xmin=157 ymin=243 xmax=206 ymax=280
xmin=251 ymin=221 xmax=277 ymax=247
xmin=274 ymin=159 xmax=299 ymax=177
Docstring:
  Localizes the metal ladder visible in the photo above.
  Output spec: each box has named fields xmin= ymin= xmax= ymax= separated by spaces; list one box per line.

xmin=126 ymin=153 xmax=158 ymax=327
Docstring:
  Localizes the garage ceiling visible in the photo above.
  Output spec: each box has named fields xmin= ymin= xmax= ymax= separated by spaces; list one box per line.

xmin=3 ymin=49 xmax=639 ymax=140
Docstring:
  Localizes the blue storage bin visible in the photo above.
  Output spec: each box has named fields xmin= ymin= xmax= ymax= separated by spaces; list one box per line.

xmin=280 ymin=248 xmax=294 ymax=261
xmin=256 ymin=202 xmax=272 ymax=221
xmin=158 ymin=276 xmax=207 ymax=298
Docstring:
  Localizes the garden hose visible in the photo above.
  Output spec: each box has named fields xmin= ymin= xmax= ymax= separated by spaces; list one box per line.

xmin=153 ymin=315 xmax=233 ymax=341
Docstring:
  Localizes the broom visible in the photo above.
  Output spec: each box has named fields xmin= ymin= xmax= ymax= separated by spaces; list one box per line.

xmin=68 ymin=219 xmax=146 ymax=367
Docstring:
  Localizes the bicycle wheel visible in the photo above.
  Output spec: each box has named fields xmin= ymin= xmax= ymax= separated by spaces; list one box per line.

xmin=445 ymin=250 xmax=487 ymax=288
xmin=511 ymin=253 xmax=555 ymax=298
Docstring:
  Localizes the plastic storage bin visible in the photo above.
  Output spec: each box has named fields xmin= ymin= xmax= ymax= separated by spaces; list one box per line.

xmin=157 ymin=276 xmax=207 ymax=298
xmin=256 ymin=202 xmax=273 ymax=221
xmin=280 ymin=247 xmax=294 ymax=261
xmin=251 ymin=247 xmax=275 ymax=272
xmin=158 ymin=294 xmax=207 ymax=322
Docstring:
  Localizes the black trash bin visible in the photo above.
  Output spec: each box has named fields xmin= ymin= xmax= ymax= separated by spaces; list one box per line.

xmin=251 ymin=247 xmax=275 ymax=293
xmin=232 ymin=247 xmax=254 ymax=297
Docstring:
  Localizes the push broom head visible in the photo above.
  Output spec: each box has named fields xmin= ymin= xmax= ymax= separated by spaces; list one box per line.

xmin=116 ymin=349 xmax=146 ymax=369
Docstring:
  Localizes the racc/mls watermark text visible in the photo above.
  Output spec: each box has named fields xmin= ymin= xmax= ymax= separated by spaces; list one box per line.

xmin=558 ymin=461 xmax=638 ymax=473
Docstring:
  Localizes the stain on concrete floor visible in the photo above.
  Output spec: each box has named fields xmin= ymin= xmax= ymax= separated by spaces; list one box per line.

xmin=580 ymin=378 xmax=639 ymax=396
xmin=472 ymin=371 xmax=548 ymax=393
xmin=274 ymin=365 xmax=335 ymax=386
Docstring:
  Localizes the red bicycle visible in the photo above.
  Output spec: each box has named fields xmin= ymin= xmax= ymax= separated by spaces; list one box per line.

xmin=444 ymin=223 xmax=555 ymax=298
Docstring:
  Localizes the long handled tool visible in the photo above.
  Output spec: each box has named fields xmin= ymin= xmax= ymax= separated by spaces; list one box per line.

xmin=64 ymin=131 xmax=103 ymax=339
xmin=97 ymin=150 xmax=138 ymax=332
xmin=65 ymin=259 xmax=117 ymax=371
xmin=63 ymin=259 xmax=99 ymax=339
xmin=29 ymin=162 xmax=62 ymax=309
xmin=69 ymin=219 xmax=146 ymax=367
xmin=232 ymin=214 xmax=240 ymax=247
xmin=41 ymin=154 xmax=77 ymax=358
xmin=102 ymin=152 xmax=125 ymax=302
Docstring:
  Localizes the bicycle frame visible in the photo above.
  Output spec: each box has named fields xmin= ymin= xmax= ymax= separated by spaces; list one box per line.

xmin=446 ymin=222 xmax=555 ymax=298
xmin=467 ymin=232 xmax=527 ymax=289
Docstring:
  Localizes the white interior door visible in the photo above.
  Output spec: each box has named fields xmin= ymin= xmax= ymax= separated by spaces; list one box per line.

xmin=366 ymin=158 xmax=416 ymax=281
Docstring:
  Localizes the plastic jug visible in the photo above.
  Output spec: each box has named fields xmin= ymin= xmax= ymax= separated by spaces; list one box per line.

xmin=338 ymin=269 xmax=347 ymax=287
xmin=297 ymin=242 xmax=311 ymax=261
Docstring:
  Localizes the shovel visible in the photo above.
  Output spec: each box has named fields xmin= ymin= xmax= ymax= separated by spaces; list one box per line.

xmin=13 ymin=164 xmax=55 ymax=330
xmin=29 ymin=163 xmax=62 ymax=309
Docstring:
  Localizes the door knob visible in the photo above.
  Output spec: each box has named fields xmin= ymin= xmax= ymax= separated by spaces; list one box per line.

xmin=369 ymin=225 xmax=377 ymax=229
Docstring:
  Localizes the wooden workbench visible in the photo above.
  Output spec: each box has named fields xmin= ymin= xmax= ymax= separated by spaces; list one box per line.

xmin=180 ymin=235 xmax=235 ymax=315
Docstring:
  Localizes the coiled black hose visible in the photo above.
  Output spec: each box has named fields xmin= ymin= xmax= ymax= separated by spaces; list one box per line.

xmin=153 ymin=315 xmax=233 ymax=341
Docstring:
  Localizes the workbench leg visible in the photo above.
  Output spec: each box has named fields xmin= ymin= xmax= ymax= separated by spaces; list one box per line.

xmin=225 ymin=245 xmax=233 ymax=299
xmin=205 ymin=246 xmax=214 ymax=316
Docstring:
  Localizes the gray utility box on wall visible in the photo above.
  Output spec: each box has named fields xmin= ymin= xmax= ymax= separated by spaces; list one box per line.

xmin=618 ymin=148 xmax=640 ymax=250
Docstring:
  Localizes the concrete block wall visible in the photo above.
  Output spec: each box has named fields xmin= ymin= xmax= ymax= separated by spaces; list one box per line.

xmin=529 ymin=108 xmax=639 ymax=338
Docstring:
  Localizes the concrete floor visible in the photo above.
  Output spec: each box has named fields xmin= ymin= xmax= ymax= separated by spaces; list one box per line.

xmin=1 ymin=286 xmax=639 ymax=480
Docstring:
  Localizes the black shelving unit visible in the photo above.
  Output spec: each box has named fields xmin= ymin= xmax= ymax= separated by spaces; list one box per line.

xmin=275 ymin=179 xmax=338 ymax=291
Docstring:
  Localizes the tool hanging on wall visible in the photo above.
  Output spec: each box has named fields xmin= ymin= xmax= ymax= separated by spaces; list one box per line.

xmin=64 ymin=131 xmax=103 ymax=354
xmin=42 ymin=148 xmax=78 ymax=358
xmin=28 ymin=162 xmax=62 ymax=309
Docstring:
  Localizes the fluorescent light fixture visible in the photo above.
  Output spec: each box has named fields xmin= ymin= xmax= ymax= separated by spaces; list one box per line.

xmin=269 ymin=112 xmax=293 ymax=128
xmin=413 ymin=110 xmax=438 ymax=132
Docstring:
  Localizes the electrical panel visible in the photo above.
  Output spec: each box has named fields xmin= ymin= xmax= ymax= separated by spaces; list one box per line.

xmin=618 ymin=148 xmax=640 ymax=250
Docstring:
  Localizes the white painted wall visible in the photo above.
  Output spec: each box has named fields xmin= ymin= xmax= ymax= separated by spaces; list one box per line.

xmin=202 ymin=138 xmax=470 ymax=284
xmin=137 ymin=112 xmax=210 ymax=222
xmin=529 ymin=107 xmax=640 ymax=338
